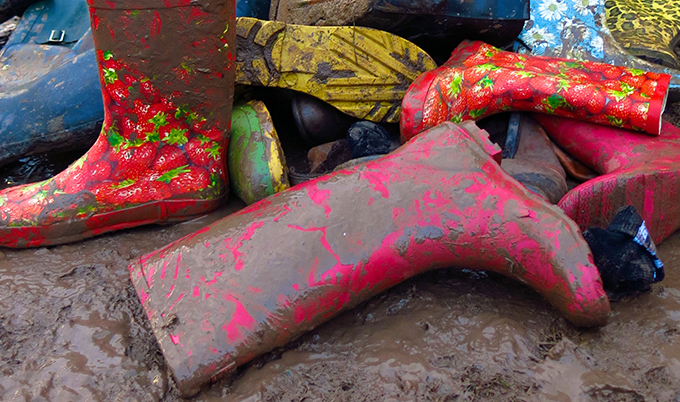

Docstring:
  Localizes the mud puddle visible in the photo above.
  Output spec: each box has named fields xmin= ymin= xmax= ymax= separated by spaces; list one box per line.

xmin=0 ymin=197 xmax=678 ymax=401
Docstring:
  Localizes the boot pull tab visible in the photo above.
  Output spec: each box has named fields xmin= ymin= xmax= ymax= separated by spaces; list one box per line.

xmin=35 ymin=30 xmax=78 ymax=45
xmin=48 ymin=30 xmax=65 ymax=43
xmin=502 ymin=112 xmax=522 ymax=159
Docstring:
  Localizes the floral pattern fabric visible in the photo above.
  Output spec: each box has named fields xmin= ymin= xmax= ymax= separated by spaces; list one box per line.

xmin=400 ymin=40 xmax=671 ymax=141
xmin=517 ymin=0 xmax=680 ymax=83
xmin=519 ymin=0 xmax=606 ymax=60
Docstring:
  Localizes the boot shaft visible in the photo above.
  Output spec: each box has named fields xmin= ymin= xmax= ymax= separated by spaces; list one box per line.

xmin=533 ymin=114 xmax=680 ymax=245
xmin=400 ymin=40 xmax=672 ymax=141
xmin=534 ymin=114 xmax=680 ymax=175
xmin=130 ymin=122 xmax=608 ymax=396
xmin=88 ymin=0 xmax=235 ymax=143
xmin=0 ymin=0 xmax=236 ymax=247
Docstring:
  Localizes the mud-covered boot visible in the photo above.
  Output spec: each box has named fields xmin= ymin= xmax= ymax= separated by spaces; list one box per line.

xmin=235 ymin=17 xmax=436 ymax=124
xmin=533 ymin=114 xmax=680 ymax=246
xmin=228 ymin=100 xmax=289 ymax=205
xmin=605 ymin=0 xmax=680 ymax=69
xmin=0 ymin=0 xmax=235 ymax=248
xmin=129 ymin=121 xmax=609 ymax=397
xmin=501 ymin=115 xmax=567 ymax=204
xmin=517 ymin=0 xmax=680 ymax=95
xmin=400 ymin=40 xmax=672 ymax=141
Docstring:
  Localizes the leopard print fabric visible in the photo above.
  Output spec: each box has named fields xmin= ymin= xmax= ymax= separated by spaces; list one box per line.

xmin=605 ymin=0 xmax=680 ymax=68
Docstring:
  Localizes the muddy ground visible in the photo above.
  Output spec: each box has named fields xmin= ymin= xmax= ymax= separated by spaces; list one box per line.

xmin=2 ymin=110 xmax=680 ymax=401
xmin=2 ymin=199 xmax=680 ymax=402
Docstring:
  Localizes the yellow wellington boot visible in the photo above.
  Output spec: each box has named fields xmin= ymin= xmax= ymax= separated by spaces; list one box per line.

xmin=605 ymin=0 xmax=680 ymax=69
xmin=235 ymin=17 xmax=437 ymax=123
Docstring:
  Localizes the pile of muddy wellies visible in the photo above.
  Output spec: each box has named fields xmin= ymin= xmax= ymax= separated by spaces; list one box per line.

xmin=2 ymin=0 xmax=680 ymax=400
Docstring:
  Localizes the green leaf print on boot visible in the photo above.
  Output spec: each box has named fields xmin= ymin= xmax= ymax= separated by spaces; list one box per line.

xmin=0 ymin=0 xmax=236 ymax=247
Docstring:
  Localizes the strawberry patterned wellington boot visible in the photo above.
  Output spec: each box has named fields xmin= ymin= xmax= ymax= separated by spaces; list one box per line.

xmin=0 ymin=0 xmax=236 ymax=248
xmin=533 ymin=114 xmax=680 ymax=246
xmin=400 ymin=40 xmax=672 ymax=141
xmin=129 ymin=122 xmax=610 ymax=397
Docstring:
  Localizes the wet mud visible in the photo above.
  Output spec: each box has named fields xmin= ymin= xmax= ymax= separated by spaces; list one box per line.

xmin=2 ymin=114 xmax=680 ymax=401
xmin=0 ymin=199 xmax=678 ymax=401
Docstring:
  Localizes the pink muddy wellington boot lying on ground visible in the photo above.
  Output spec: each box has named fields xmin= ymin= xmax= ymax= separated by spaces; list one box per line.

xmin=533 ymin=115 xmax=680 ymax=246
xmin=130 ymin=122 xmax=609 ymax=397
xmin=0 ymin=0 xmax=235 ymax=248
xmin=400 ymin=40 xmax=672 ymax=142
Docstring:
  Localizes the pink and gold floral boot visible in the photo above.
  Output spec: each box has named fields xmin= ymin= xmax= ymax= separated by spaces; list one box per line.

xmin=0 ymin=0 xmax=236 ymax=248
xmin=401 ymin=40 xmax=672 ymax=141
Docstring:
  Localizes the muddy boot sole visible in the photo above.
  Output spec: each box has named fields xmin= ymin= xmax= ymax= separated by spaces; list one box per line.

xmin=235 ymin=17 xmax=437 ymax=123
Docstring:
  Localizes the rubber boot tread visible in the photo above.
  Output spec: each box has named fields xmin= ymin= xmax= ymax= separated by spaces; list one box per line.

xmin=235 ymin=17 xmax=436 ymax=123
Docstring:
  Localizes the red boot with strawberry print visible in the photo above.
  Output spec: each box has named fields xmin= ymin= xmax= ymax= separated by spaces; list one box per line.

xmin=401 ymin=40 xmax=672 ymax=141
xmin=0 ymin=0 xmax=235 ymax=248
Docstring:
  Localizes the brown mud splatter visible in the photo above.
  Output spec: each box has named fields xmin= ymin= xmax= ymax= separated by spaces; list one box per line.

xmin=2 ymin=112 xmax=680 ymax=400
xmin=3 ymin=217 xmax=680 ymax=401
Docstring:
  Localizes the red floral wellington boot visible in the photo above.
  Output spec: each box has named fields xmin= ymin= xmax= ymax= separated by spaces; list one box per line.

xmin=0 ymin=0 xmax=235 ymax=248
xmin=533 ymin=114 xmax=680 ymax=246
xmin=401 ymin=40 xmax=672 ymax=141
xmin=130 ymin=122 xmax=609 ymax=397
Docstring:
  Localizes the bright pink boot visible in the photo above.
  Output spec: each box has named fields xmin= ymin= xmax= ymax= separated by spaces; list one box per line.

xmin=401 ymin=40 xmax=672 ymax=141
xmin=0 ymin=0 xmax=235 ymax=247
xmin=533 ymin=114 xmax=680 ymax=245
xmin=130 ymin=122 xmax=609 ymax=397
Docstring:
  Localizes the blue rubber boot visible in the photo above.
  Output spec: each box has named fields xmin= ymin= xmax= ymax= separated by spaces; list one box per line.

xmin=0 ymin=0 xmax=103 ymax=167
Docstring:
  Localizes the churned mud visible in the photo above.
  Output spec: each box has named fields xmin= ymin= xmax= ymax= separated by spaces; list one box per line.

xmin=2 ymin=111 xmax=680 ymax=401
xmin=1 ymin=202 xmax=680 ymax=401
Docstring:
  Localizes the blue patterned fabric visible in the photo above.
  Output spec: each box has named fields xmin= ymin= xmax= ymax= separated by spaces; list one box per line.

xmin=518 ymin=0 xmax=605 ymax=59
xmin=517 ymin=0 xmax=680 ymax=90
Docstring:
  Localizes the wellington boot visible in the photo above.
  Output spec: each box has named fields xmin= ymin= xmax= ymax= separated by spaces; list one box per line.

xmin=533 ymin=114 xmax=680 ymax=246
xmin=0 ymin=0 xmax=235 ymax=248
xmin=0 ymin=0 xmax=103 ymax=168
xmin=129 ymin=122 xmax=609 ymax=397
xmin=228 ymin=100 xmax=289 ymax=205
xmin=400 ymin=40 xmax=672 ymax=141
xmin=234 ymin=17 xmax=436 ymax=124
xmin=517 ymin=0 xmax=680 ymax=95
xmin=501 ymin=115 xmax=567 ymax=204
xmin=605 ymin=0 xmax=680 ymax=69
xmin=291 ymin=93 xmax=358 ymax=146
xmin=551 ymin=144 xmax=599 ymax=182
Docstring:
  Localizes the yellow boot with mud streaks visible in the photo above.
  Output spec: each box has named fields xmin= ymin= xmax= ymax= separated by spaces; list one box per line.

xmin=235 ymin=17 xmax=437 ymax=124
